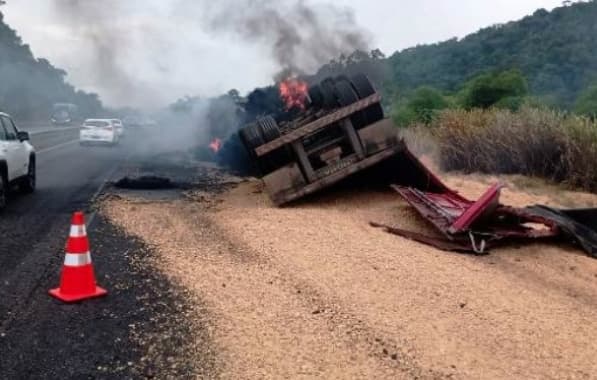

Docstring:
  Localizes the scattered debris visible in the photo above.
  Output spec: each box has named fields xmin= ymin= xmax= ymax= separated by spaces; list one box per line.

xmin=524 ymin=206 xmax=597 ymax=258
xmin=114 ymin=176 xmax=177 ymax=190
xmin=370 ymin=152 xmax=597 ymax=258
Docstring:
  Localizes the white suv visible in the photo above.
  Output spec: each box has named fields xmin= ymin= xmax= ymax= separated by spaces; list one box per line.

xmin=0 ymin=112 xmax=36 ymax=210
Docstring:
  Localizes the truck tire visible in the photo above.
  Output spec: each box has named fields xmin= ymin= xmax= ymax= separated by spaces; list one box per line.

xmin=320 ymin=78 xmax=338 ymax=109
xmin=239 ymin=123 xmax=265 ymax=158
xmin=240 ymin=124 xmax=276 ymax=175
xmin=257 ymin=116 xmax=292 ymax=174
xmin=308 ymin=84 xmax=324 ymax=109
xmin=334 ymin=78 xmax=368 ymax=129
xmin=20 ymin=156 xmax=36 ymax=194
xmin=258 ymin=115 xmax=281 ymax=143
xmin=350 ymin=73 xmax=384 ymax=124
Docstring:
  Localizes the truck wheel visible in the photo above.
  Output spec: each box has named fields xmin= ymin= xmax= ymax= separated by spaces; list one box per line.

xmin=350 ymin=73 xmax=376 ymax=97
xmin=0 ymin=172 xmax=7 ymax=210
xmin=20 ymin=157 xmax=36 ymax=194
xmin=350 ymin=73 xmax=384 ymax=124
xmin=320 ymin=78 xmax=338 ymax=109
xmin=239 ymin=123 xmax=265 ymax=158
xmin=308 ymin=84 xmax=324 ymax=109
xmin=258 ymin=116 xmax=281 ymax=142
xmin=240 ymin=122 xmax=281 ymax=176
xmin=334 ymin=78 xmax=367 ymax=129
xmin=257 ymin=116 xmax=292 ymax=174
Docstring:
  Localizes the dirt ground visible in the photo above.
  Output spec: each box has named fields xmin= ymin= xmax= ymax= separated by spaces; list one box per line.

xmin=100 ymin=169 xmax=597 ymax=380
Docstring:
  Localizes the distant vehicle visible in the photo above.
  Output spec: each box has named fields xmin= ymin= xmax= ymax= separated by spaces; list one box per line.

xmin=123 ymin=115 xmax=158 ymax=130
xmin=0 ymin=112 xmax=36 ymax=210
xmin=111 ymin=119 xmax=124 ymax=137
xmin=122 ymin=115 xmax=142 ymax=129
xmin=79 ymin=119 xmax=119 ymax=146
xmin=51 ymin=103 xmax=79 ymax=126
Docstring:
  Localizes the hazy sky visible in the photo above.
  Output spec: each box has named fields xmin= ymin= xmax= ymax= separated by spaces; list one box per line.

xmin=2 ymin=0 xmax=564 ymax=108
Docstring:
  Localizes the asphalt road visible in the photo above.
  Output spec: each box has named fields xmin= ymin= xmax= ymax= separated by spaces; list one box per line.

xmin=0 ymin=129 xmax=138 ymax=378
xmin=0 ymin=127 xmax=202 ymax=378
xmin=0 ymin=128 xmax=126 ymax=317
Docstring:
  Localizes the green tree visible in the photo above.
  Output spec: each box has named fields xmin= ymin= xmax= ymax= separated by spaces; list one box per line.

xmin=459 ymin=69 xmax=528 ymax=110
xmin=386 ymin=2 xmax=597 ymax=108
xmin=0 ymin=12 xmax=104 ymax=120
xmin=392 ymin=86 xmax=450 ymax=126
xmin=574 ymin=85 xmax=597 ymax=118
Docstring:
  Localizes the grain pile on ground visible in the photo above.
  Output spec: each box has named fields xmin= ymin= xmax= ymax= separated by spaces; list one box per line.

xmin=100 ymin=171 xmax=597 ymax=379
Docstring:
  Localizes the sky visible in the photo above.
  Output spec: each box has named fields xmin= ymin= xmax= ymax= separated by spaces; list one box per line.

xmin=2 ymin=0 xmax=565 ymax=108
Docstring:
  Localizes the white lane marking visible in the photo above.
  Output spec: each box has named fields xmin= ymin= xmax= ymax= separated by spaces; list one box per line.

xmin=37 ymin=139 xmax=79 ymax=154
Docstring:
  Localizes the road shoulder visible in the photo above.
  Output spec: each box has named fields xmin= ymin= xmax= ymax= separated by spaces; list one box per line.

xmin=0 ymin=214 xmax=215 ymax=378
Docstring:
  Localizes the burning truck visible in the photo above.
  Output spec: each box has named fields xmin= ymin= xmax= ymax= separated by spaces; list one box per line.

xmin=239 ymin=74 xmax=400 ymax=206
xmin=238 ymin=74 xmax=597 ymax=257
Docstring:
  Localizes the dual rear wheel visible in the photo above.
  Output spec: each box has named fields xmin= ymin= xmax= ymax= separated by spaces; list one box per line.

xmin=308 ymin=74 xmax=384 ymax=127
xmin=239 ymin=116 xmax=291 ymax=175
xmin=239 ymin=74 xmax=384 ymax=176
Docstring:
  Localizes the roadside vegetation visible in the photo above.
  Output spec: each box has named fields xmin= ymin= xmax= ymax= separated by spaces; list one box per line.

xmin=0 ymin=13 xmax=103 ymax=120
xmin=433 ymin=107 xmax=597 ymax=192
xmin=391 ymin=67 xmax=597 ymax=192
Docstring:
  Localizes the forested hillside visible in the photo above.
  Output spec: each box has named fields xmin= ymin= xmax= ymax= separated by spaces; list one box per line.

xmin=0 ymin=12 xmax=103 ymax=120
xmin=387 ymin=1 xmax=597 ymax=107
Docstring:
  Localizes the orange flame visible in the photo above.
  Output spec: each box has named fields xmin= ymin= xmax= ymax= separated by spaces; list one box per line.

xmin=279 ymin=78 xmax=309 ymax=111
xmin=209 ymin=138 xmax=222 ymax=153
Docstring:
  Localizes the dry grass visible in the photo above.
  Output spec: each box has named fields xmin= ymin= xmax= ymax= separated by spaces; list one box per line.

xmin=433 ymin=107 xmax=597 ymax=192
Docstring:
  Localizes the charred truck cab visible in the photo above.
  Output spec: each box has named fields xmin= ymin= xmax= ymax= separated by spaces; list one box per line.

xmin=240 ymin=74 xmax=402 ymax=206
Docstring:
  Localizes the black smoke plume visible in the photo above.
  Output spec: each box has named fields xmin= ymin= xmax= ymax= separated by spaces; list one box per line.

xmin=198 ymin=0 xmax=371 ymax=79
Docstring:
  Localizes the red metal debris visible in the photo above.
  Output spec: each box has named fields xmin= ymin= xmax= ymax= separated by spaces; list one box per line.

xmin=370 ymin=147 xmax=597 ymax=256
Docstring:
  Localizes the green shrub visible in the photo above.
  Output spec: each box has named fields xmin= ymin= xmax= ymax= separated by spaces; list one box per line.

xmin=574 ymin=85 xmax=597 ymax=118
xmin=392 ymin=86 xmax=450 ymax=126
xmin=459 ymin=69 xmax=528 ymax=111
xmin=433 ymin=106 xmax=597 ymax=191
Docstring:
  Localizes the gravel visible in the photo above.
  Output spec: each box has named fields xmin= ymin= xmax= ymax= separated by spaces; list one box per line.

xmin=101 ymin=167 xmax=597 ymax=379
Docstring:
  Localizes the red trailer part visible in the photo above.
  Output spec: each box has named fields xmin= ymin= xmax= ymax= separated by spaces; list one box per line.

xmin=371 ymin=150 xmax=597 ymax=257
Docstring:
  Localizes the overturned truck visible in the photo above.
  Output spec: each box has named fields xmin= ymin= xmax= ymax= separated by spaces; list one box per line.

xmin=239 ymin=74 xmax=597 ymax=258
xmin=239 ymin=74 xmax=402 ymax=205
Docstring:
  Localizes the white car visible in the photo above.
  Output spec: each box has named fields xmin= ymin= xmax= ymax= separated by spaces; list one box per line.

xmin=111 ymin=119 xmax=124 ymax=137
xmin=80 ymin=119 xmax=119 ymax=145
xmin=0 ymin=112 xmax=36 ymax=210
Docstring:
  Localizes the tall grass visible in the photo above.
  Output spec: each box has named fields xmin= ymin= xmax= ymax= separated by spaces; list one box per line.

xmin=433 ymin=107 xmax=597 ymax=192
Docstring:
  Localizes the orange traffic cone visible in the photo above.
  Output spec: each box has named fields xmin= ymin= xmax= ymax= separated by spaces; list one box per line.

xmin=49 ymin=211 xmax=107 ymax=302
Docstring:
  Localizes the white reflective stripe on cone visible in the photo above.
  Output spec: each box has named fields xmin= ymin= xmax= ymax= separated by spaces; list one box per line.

xmin=69 ymin=224 xmax=87 ymax=238
xmin=64 ymin=252 xmax=92 ymax=267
